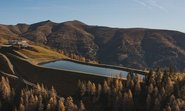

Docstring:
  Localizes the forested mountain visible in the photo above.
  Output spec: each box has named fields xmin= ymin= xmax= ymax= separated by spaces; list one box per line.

xmin=1 ymin=20 xmax=185 ymax=70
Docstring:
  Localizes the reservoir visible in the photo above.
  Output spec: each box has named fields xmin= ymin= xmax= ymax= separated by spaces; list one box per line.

xmin=41 ymin=60 xmax=129 ymax=77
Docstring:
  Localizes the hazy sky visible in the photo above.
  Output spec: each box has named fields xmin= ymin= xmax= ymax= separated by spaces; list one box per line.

xmin=0 ymin=0 xmax=185 ymax=32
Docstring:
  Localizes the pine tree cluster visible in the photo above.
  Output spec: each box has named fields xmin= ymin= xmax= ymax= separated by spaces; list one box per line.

xmin=0 ymin=76 xmax=86 ymax=111
xmin=0 ymin=68 xmax=185 ymax=111
xmin=77 ymin=69 xmax=185 ymax=111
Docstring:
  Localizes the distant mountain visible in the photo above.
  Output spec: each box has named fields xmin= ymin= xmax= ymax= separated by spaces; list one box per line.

xmin=1 ymin=20 xmax=185 ymax=71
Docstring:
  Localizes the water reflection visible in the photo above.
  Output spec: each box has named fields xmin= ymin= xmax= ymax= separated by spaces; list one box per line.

xmin=41 ymin=60 xmax=128 ymax=77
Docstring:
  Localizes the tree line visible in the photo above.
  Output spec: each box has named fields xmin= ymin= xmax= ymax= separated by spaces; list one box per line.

xmin=0 ymin=68 xmax=185 ymax=111
xmin=0 ymin=76 xmax=86 ymax=111
xmin=77 ymin=68 xmax=185 ymax=111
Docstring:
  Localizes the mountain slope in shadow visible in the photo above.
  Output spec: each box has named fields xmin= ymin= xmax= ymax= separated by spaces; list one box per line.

xmin=1 ymin=20 xmax=185 ymax=70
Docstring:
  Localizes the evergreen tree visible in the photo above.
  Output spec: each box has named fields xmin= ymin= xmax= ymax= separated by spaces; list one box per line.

xmin=79 ymin=100 xmax=85 ymax=111
xmin=146 ymin=94 xmax=151 ymax=110
xmin=58 ymin=98 xmax=65 ymax=111
xmin=19 ymin=103 xmax=25 ymax=111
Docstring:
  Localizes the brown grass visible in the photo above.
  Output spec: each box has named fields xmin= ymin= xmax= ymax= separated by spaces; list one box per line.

xmin=6 ymin=53 xmax=106 ymax=97
xmin=0 ymin=37 xmax=8 ymax=44
xmin=17 ymin=45 xmax=67 ymax=64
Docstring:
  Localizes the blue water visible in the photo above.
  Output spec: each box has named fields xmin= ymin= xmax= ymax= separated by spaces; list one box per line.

xmin=41 ymin=60 xmax=128 ymax=77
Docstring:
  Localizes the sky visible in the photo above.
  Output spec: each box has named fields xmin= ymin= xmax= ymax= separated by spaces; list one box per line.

xmin=0 ymin=0 xmax=185 ymax=32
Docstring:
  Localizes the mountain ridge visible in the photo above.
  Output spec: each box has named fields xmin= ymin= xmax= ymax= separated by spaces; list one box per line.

xmin=1 ymin=20 xmax=185 ymax=71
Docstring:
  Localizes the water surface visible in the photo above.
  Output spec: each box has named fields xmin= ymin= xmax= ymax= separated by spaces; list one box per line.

xmin=41 ymin=60 xmax=128 ymax=77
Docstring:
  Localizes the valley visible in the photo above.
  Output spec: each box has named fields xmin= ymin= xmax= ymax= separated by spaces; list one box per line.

xmin=0 ymin=20 xmax=185 ymax=111
xmin=1 ymin=0 xmax=185 ymax=110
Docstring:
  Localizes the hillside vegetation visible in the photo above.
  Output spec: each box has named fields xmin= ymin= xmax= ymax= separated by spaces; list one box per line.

xmin=17 ymin=45 xmax=67 ymax=64
xmin=0 ymin=42 xmax=185 ymax=111
xmin=0 ymin=76 xmax=85 ymax=111
xmin=0 ymin=68 xmax=185 ymax=111
xmin=1 ymin=20 xmax=185 ymax=70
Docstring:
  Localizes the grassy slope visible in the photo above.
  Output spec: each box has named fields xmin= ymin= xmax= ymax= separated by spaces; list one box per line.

xmin=0 ymin=38 xmax=8 ymax=44
xmin=6 ymin=53 xmax=106 ymax=96
xmin=17 ymin=45 xmax=67 ymax=64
